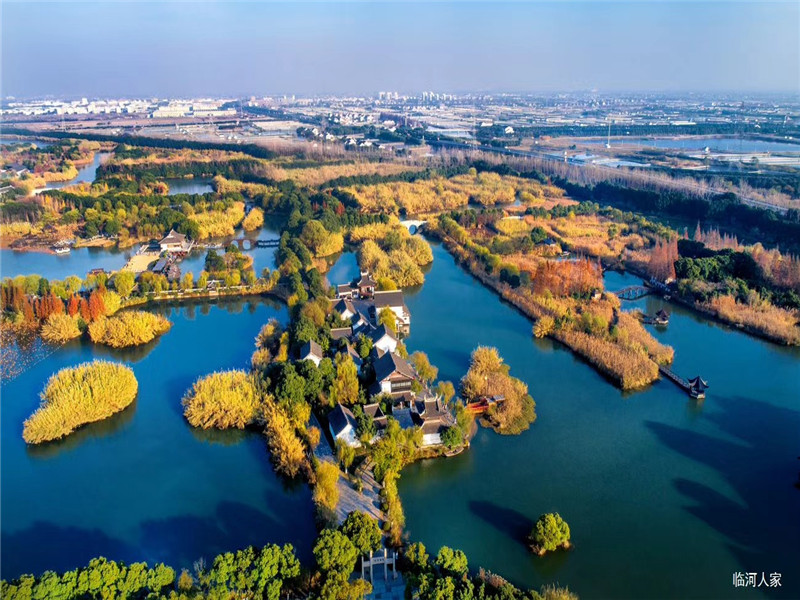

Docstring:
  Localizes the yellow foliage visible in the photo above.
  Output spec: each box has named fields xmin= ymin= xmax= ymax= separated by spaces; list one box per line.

xmin=313 ymin=461 xmax=340 ymax=512
xmin=242 ymin=207 xmax=265 ymax=231
xmin=88 ymin=311 xmax=171 ymax=348
xmin=182 ymin=370 xmax=262 ymax=429
xmin=263 ymin=403 xmax=308 ymax=478
xmin=705 ymin=295 xmax=800 ymax=345
xmin=40 ymin=314 xmax=82 ymax=344
xmin=23 ymin=361 xmax=138 ymax=444
xmin=192 ymin=201 xmax=246 ymax=239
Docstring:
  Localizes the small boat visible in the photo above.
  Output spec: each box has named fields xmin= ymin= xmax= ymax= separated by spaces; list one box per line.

xmin=53 ymin=246 xmax=71 ymax=255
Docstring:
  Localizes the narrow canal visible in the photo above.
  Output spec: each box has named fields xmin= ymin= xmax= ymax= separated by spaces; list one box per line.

xmin=398 ymin=241 xmax=800 ymax=600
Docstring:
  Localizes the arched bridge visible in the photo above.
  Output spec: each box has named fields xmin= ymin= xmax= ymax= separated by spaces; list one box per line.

xmin=614 ymin=286 xmax=650 ymax=301
xmin=400 ymin=220 xmax=428 ymax=235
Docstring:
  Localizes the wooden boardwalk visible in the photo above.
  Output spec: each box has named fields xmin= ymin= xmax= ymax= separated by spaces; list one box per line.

xmin=659 ymin=365 xmax=690 ymax=389
xmin=659 ymin=365 xmax=708 ymax=398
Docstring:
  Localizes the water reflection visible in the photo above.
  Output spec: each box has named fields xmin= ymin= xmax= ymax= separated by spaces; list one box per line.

xmin=25 ymin=400 xmax=138 ymax=460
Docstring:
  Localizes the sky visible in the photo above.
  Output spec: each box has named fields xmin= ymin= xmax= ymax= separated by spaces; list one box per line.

xmin=1 ymin=1 xmax=798 ymax=98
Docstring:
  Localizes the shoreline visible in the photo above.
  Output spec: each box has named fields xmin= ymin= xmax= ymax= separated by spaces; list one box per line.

xmin=620 ymin=264 xmax=800 ymax=347
xmin=426 ymin=228 xmax=665 ymax=391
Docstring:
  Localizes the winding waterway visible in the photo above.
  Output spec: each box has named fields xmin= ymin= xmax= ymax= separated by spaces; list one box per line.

xmin=0 ymin=298 xmax=315 ymax=580
xmin=398 ymin=242 xmax=800 ymax=600
xmin=1 ymin=237 xmax=798 ymax=599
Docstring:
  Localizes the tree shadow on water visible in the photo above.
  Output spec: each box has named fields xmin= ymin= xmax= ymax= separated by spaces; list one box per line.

xmin=646 ymin=395 xmax=800 ymax=598
xmin=25 ymin=400 xmax=138 ymax=460
xmin=468 ymin=500 xmax=532 ymax=549
xmin=1 ymin=522 xmax=137 ymax=580
xmin=138 ymin=500 xmax=315 ymax=569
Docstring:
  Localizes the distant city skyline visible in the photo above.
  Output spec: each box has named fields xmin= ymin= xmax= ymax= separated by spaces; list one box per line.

xmin=2 ymin=1 xmax=798 ymax=98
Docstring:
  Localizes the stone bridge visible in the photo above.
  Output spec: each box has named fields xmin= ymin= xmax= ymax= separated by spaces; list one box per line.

xmin=399 ymin=219 xmax=428 ymax=234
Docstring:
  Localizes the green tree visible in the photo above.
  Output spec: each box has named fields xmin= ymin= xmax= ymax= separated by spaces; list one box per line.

xmin=340 ymin=511 xmax=382 ymax=555
xmin=530 ymin=513 xmax=571 ymax=553
xmin=440 ymin=426 xmax=463 ymax=450
xmin=313 ymin=529 xmax=358 ymax=574
xmin=329 ymin=353 xmax=359 ymax=406
xmin=435 ymin=547 xmax=468 ymax=578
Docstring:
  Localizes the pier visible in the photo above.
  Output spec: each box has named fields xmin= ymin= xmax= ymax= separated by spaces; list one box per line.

xmin=658 ymin=365 xmax=709 ymax=399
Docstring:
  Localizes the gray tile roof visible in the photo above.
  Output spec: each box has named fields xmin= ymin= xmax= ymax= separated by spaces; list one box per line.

xmin=329 ymin=403 xmax=357 ymax=436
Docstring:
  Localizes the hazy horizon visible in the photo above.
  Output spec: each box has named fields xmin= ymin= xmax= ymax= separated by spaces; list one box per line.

xmin=2 ymin=1 xmax=798 ymax=98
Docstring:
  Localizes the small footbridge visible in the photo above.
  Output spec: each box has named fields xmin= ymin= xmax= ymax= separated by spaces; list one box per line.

xmin=400 ymin=219 xmax=428 ymax=234
xmin=614 ymin=285 xmax=650 ymax=301
xmin=230 ymin=238 xmax=280 ymax=251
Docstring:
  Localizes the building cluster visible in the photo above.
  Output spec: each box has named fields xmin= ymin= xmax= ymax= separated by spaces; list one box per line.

xmin=0 ymin=97 xmax=237 ymax=118
xmin=303 ymin=272 xmax=455 ymax=449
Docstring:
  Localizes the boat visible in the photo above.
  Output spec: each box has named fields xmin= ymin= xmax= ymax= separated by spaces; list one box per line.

xmin=53 ymin=246 xmax=71 ymax=255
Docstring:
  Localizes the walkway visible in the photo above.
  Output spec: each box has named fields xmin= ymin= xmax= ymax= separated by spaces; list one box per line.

xmin=363 ymin=571 xmax=406 ymax=600
xmin=310 ymin=415 xmax=385 ymax=525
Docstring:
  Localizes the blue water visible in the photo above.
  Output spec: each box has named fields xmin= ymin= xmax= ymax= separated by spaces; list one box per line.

xmin=588 ymin=137 xmax=800 ymax=154
xmin=45 ymin=152 xmax=110 ymax=190
xmin=398 ymin=243 xmax=800 ymax=599
xmin=1 ymin=298 xmax=315 ymax=579
xmin=0 ymin=138 xmax=54 ymax=148
xmin=164 ymin=178 xmax=214 ymax=196
xmin=1 ymin=225 xmax=283 ymax=282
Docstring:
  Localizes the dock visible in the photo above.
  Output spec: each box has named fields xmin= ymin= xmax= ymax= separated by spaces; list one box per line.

xmin=658 ymin=365 xmax=709 ymax=399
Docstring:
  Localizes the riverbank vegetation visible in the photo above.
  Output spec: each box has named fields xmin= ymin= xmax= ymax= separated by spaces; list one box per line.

xmin=22 ymin=361 xmax=138 ymax=444
xmin=1 ymin=524 xmax=578 ymax=600
xmin=461 ymin=347 xmax=536 ymax=435
xmin=350 ymin=219 xmax=434 ymax=287
xmin=404 ymin=541 xmax=578 ymax=600
xmin=636 ymin=226 xmax=800 ymax=345
xmin=432 ymin=213 xmax=672 ymax=389
xmin=343 ymin=169 xmax=566 ymax=215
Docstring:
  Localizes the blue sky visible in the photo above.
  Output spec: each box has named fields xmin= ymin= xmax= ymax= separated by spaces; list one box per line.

xmin=1 ymin=1 xmax=797 ymax=98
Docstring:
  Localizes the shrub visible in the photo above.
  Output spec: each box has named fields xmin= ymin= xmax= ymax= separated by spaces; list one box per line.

xmin=40 ymin=314 xmax=81 ymax=344
xmin=88 ymin=310 xmax=171 ymax=348
xmin=532 ymin=316 xmax=555 ymax=339
xmin=23 ymin=361 xmax=138 ymax=444
xmin=529 ymin=513 xmax=571 ymax=554
xmin=182 ymin=370 xmax=262 ymax=429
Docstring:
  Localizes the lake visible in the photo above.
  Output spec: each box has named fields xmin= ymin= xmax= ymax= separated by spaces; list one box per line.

xmin=0 ymin=297 xmax=316 ymax=580
xmin=587 ymin=137 xmax=800 ymax=154
xmin=164 ymin=178 xmax=214 ymax=196
xmin=2 ymin=239 xmax=798 ymax=598
xmin=398 ymin=242 xmax=800 ymax=600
